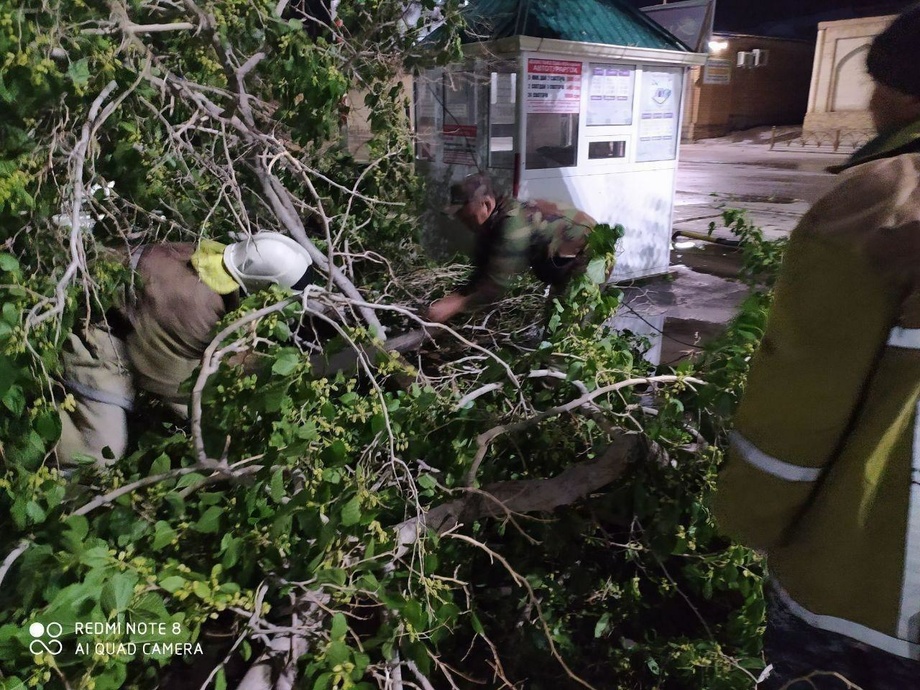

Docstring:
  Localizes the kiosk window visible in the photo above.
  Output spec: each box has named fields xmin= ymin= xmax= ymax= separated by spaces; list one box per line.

xmin=415 ymin=71 xmax=441 ymax=161
xmin=524 ymin=58 xmax=582 ymax=170
xmin=442 ymin=71 xmax=478 ymax=166
xmin=526 ymin=113 xmax=579 ymax=169
xmin=587 ymin=64 xmax=635 ymax=126
xmin=636 ymin=68 xmax=683 ymax=163
xmin=588 ymin=140 xmax=626 ymax=159
xmin=489 ymin=71 xmax=517 ymax=169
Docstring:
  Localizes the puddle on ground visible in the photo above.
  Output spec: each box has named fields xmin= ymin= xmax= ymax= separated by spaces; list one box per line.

xmin=659 ymin=317 xmax=727 ymax=365
xmin=718 ymin=193 xmax=799 ymax=204
xmin=671 ymin=243 xmax=743 ymax=280
xmin=611 ymin=245 xmax=750 ymax=366
xmin=736 ymin=160 xmax=801 ymax=171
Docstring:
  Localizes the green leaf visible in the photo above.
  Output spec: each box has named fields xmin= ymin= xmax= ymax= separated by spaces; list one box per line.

xmin=10 ymin=499 xmax=26 ymax=529
xmin=192 ymin=580 xmax=210 ymax=600
xmin=271 ymin=351 xmax=300 ymax=376
xmin=325 ymin=640 xmax=350 ymax=666
xmin=3 ymin=385 xmax=25 ymax=415
xmin=193 ymin=506 xmax=223 ymax=533
xmin=131 ymin=592 xmax=170 ymax=621
xmin=594 ymin=612 xmax=611 ymax=638
xmin=470 ymin=612 xmax=485 ymax=635
xmin=417 ymin=474 xmax=437 ymax=490
xmin=221 ymin=534 xmax=241 ymax=569
xmin=403 ymin=640 xmax=430 ymax=675
xmin=101 ymin=572 xmax=138 ymax=614
xmin=340 ymin=496 xmax=362 ymax=527
xmin=270 ymin=469 xmax=285 ymax=502
xmin=370 ymin=414 xmax=387 ymax=435
xmin=150 ymin=453 xmax=171 ymax=475
xmin=159 ymin=576 xmax=186 ymax=593
xmin=313 ymin=673 xmax=333 ymax=690
xmin=80 ymin=546 xmax=111 ymax=568
xmin=0 ymin=356 xmax=13 ymax=398
xmin=91 ymin=662 xmax=127 ymax=690
xmin=214 ymin=667 xmax=227 ymax=690
xmin=273 ymin=321 xmax=292 ymax=340
xmin=34 ymin=411 xmax=61 ymax=443
xmin=65 ymin=515 xmax=90 ymax=544
xmin=0 ymin=254 xmax=19 ymax=273
xmin=586 ymin=257 xmax=608 ymax=284
xmin=152 ymin=521 xmax=177 ymax=550
xmin=176 ymin=472 xmax=206 ymax=488
xmin=67 ymin=58 xmax=91 ymax=87
xmin=25 ymin=501 xmax=46 ymax=524
xmin=330 ymin=612 xmax=347 ymax=640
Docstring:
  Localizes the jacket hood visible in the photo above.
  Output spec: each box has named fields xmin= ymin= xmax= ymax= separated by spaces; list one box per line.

xmin=831 ymin=118 xmax=920 ymax=174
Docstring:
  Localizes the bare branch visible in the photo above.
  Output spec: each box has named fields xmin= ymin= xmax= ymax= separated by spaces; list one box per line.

xmin=465 ymin=375 xmax=705 ymax=485
xmin=446 ymin=532 xmax=601 ymax=690
xmin=25 ymin=80 xmax=119 ymax=330
xmin=191 ymin=299 xmax=295 ymax=466
xmin=397 ymin=434 xmax=646 ymax=548
xmin=0 ymin=540 xmax=31 ymax=590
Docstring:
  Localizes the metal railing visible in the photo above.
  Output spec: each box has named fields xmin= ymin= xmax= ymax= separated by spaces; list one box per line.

xmin=769 ymin=126 xmax=875 ymax=152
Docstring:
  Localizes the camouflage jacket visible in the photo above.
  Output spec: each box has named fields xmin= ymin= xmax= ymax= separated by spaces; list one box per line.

xmin=459 ymin=197 xmax=596 ymax=301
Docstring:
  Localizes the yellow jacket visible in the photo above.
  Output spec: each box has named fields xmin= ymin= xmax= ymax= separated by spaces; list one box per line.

xmin=715 ymin=125 xmax=920 ymax=659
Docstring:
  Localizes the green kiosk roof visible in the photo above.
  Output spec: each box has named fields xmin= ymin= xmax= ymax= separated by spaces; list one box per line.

xmin=457 ymin=0 xmax=691 ymax=51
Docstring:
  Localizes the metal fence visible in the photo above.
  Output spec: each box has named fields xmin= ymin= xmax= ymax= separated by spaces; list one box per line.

xmin=769 ymin=127 xmax=875 ymax=152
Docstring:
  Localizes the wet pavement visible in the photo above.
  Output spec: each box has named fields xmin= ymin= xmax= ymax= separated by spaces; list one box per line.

xmin=614 ymin=140 xmax=849 ymax=365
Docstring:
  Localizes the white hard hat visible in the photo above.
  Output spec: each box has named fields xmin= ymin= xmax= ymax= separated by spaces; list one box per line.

xmin=223 ymin=232 xmax=315 ymax=293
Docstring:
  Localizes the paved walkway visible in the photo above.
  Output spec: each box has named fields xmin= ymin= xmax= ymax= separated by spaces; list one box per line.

xmin=614 ymin=141 xmax=848 ymax=365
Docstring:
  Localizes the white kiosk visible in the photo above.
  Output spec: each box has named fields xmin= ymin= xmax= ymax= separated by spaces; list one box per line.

xmin=416 ymin=0 xmax=707 ymax=280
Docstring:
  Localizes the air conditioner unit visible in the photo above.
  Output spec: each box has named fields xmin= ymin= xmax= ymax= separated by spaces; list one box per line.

xmin=736 ymin=51 xmax=754 ymax=68
xmin=752 ymin=48 xmax=770 ymax=67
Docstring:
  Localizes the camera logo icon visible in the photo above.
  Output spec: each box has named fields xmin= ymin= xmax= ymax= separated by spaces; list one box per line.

xmin=28 ymin=622 xmax=63 ymax=656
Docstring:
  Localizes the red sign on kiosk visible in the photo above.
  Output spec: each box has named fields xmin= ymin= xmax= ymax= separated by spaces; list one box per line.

xmin=442 ymin=124 xmax=478 ymax=165
xmin=525 ymin=59 xmax=582 ymax=114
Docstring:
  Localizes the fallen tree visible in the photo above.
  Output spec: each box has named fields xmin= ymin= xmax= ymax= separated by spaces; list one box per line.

xmin=0 ymin=2 xmax=767 ymax=689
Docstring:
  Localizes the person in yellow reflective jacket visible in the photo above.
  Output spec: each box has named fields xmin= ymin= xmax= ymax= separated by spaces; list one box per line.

xmin=714 ymin=5 xmax=920 ymax=689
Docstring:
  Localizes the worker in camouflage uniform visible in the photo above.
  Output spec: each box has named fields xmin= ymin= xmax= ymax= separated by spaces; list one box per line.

xmin=427 ymin=174 xmax=599 ymax=323
xmin=714 ymin=5 xmax=920 ymax=689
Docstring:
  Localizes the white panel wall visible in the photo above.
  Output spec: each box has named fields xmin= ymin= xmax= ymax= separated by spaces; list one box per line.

xmin=518 ymin=165 xmax=677 ymax=280
xmin=518 ymin=51 xmax=683 ymax=281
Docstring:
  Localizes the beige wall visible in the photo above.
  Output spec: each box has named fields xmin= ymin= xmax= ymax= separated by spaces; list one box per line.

xmin=803 ymin=14 xmax=895 ymax=133
xmin=345 ymin=74 xmax=414 ymax=160
xmin=683 ymin=34 xmax=814 ymax=141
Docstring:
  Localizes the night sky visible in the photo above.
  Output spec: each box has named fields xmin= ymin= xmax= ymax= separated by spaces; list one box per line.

xmin=631 ymin=0 xmax=916 ymax=38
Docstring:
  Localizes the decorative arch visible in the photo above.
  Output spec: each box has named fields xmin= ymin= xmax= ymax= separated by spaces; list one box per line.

xmin=830 ymin=42 xmax=873 ymax=112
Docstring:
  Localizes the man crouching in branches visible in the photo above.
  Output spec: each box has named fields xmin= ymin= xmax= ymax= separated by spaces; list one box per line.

xmin=427 ymin=173 xmax=612 ymax=323
xmin=58 ymin=232 xmax=314 ymax=467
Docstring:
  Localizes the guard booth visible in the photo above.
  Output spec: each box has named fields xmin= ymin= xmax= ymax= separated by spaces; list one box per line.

xmin=416 ymin=0 xmax=707 ymax=280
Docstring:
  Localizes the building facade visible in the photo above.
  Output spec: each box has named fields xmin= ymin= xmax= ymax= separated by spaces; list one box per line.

xmin=803 ymin=14 xmax=896 ymax=133
xmin=682 ymin=33 xmax=814 ymax=141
